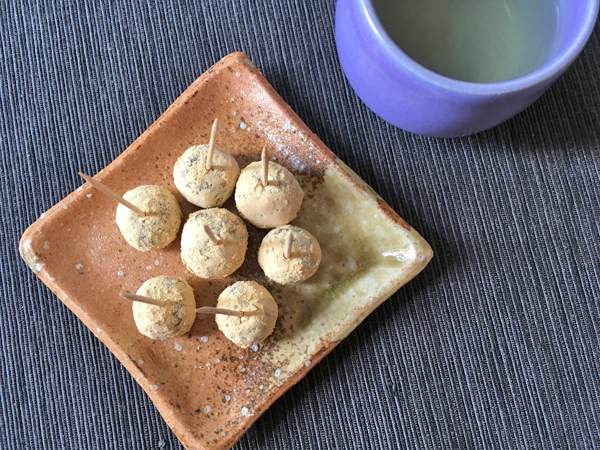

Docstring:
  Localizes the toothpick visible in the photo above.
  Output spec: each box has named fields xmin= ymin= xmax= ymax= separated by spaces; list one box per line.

xmin=261 ymin=145 xmax=268 ymax=187
xmin=205 ymin=118 xmax=219 ymax=170
xmin=202 ymin=224 xmax=221 ymax=245
xmin=78 ymin=172 xmax=147 ymax=217
xmin=197 ymin=306 xmax=261 ymax=318
xmin=284 ymin=232 xmax=293 ymax=259
xmin=121 ymin=291 xmax=165 ymax=307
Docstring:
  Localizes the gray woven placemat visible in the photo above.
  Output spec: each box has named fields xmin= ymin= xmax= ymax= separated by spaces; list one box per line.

xmin=1 ymin=1 xmax=599 ymax=449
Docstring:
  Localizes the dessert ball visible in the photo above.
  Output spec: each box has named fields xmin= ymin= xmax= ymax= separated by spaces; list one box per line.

xmin=215 ymin=281 xmax=278 ymax=348
xmin=173 ymin=144 xmax=240 ymax=208
xmin=115 ymin=185 xmax=182 ymax=251
xmin=258 ymin=225 xmax=321 ymax=284
xmin=181 ymin=208 xmax=248 ymax=278
xmin=132 ymin=276 xmax=196 ymax=340
xmin=234 ymin=160 xmax=303 ymax=228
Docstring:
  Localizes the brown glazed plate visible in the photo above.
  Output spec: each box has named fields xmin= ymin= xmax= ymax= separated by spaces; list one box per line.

xmin=19 ymin=52 xmax=433 ymax=449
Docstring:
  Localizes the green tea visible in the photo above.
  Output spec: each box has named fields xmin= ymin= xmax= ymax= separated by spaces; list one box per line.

xmin=372 ymin=0 xmax=558 ymax=83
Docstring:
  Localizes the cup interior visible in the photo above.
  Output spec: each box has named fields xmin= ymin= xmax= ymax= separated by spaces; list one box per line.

xmin=367 ymin=0 xmax=599 ymax=87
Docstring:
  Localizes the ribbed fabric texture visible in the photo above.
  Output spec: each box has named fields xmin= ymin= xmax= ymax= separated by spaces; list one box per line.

xmin=1 ymin=1 xmax=599 ymax=449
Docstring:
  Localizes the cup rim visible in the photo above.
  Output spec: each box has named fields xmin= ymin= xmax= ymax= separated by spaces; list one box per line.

xmin=362 ymin=0 xmax=599 ymax=96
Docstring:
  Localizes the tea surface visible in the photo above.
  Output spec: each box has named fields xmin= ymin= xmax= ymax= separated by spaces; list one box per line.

xmin=373 ymin=0 xmax=559 ymax=83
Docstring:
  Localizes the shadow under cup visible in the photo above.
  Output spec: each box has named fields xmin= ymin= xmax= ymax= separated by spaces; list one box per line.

xmin=335 ymin=0 xmax=599 ymax=138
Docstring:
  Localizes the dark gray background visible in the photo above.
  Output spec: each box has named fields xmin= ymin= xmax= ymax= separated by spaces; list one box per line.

xmin=1 ymin=1 xmax=599 ymax=449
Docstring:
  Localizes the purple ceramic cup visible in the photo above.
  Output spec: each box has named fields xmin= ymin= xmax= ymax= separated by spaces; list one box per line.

xmin=335 ymin=0 xmax=599 ymax=138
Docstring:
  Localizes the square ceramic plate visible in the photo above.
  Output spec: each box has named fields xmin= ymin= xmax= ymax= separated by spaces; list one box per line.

xmin=19 ymin=52 xmax=432 ymax=450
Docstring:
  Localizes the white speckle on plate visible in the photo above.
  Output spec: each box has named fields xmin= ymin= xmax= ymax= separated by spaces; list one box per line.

xmin=304 ymin=359 xmax=312 ymax=368
xmin=116 ymin=270 xmax=125 ymax=278
xmin=224 ymin=394 xmax=231 ymax=402
xmin=174 ymin=342 xmax=183 ymax=352
xmin=39 ymin=212 xmax=46 ymax=219
xmin=62 ymin=204 xmax=68 ymax=210
xmin=250 ymin=344 xmax=259 ymax=352
xmin=234 ymin=71 xmax=241 ymax=77
xmin=200 ymin=335 xmax=209 ymax=343
xmin=138 ymin=359 xmax=144 ymax=365
xmin=274 ymin=368 xmax=281 ymax=378
xmin=240 ymin=406 xmax=251 ymax=417
xmin=150 ymin=384 xmax=159 ymax=391
xmin=259 ymin=384 xmax=264 ymax=390
xmin=42 ymin=241 xmax=49 ymax=251
xmin=21 ymin=239 xmax=44 ymax=273
xmin=203 ymin=405 xmax=212 ymax=415
xmin=76 ymin=186 xmax=83 ymax=192
xmin=239 ymin=366 xmax=246 ymax=373
xmin=74 ymin=262 xmax=84 ymax=273
xmin=85 ymin=193 xmax=93 ymax=198
xmin=239 ymin=121 xmax=247 ymax=130
xmin=283 ymin=122 xmax=293 ymax=131
xmin=145 ymin=265 xmax=153 ymax=271
xmin=153 ymin=259 xmax=160 ymax=267
xmin=229 ymin=96 xmax=235 ymax=103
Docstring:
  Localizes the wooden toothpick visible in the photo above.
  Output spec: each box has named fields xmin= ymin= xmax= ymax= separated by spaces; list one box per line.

xmin=261 ymin=145 xmax=269 ymax=187
xmin=202 ymin=224 xmax=221 ymax=245
xmin=284 ymin=232 xmax=293 ymax=259
xmin=121 ymin=291 xmax=165 ymax=307
xmin=78 ymin=172 xmax=148 ymax=217
xmin=205 ymin=118 xmax=219 ymax=170
xmin=197 ymin=306 xmax=261 ymax=318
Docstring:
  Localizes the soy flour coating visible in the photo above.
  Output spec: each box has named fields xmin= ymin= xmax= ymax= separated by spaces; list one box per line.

xmin=173 ymin=144 xmax=240 ymax=208
xmin=258 ymin=225 xmax=321 ymax=284
xmin=180 ymin=208 xmax=248 ymax=278
xmin=115 ymin=185 xmax=182 ymax=251
xmin=132 ymin=276 xmax=196 ymax=340
xmin=234 ymin=160 xmax=303 ymax=229
xmin=215 ymin=281 xmax=278 ymax=348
